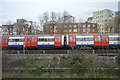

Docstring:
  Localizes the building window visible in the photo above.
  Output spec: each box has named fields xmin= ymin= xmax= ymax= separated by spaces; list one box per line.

xmin=73 ymin=29 xmax=77 ymax=32
xmin=83 ymin=25 xmax=86 ymax=27
xmin=88 ymin=29 xmax=90 ymax=32
xmin=64 ymin=29 xmax=67 ymax=32
xmin=74 ymin=25 xmax=77 ymax=28
xmin=64 ymin=25 xmax=67 ymax=28
xmin=69 ymin=25 xmax=72 ymax=28
xmin=88 ymin=25 xmax=90 ymax=27
xmin=93 ymin=25 xmax=95 ymax=27
xmin=83 ymin=29 xmax=86 ymax=32
xmin=92 ymin=29 xmax=95 ymax=32
xmin=69 ymin=29 xmax=72 ymax=32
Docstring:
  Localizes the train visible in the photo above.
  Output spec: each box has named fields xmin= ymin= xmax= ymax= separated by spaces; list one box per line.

xmin=0 ymin=33 xmax=120 ymax=50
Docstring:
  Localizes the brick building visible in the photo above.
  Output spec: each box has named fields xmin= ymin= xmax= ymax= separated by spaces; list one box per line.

xmin=2 ymin=24 xmax=19 ymax=35
xmin=43 ymin=22 xmax=97 ymax=34
xmin=78 ymin=22 xmax=98 ymax=34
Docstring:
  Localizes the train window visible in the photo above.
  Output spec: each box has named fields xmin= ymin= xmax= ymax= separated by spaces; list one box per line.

xmin=47 ymin=38 xmax=54 ymax=42
xmin=69 ymin=36 xmax=73 ymax=41
xmin=57 ymin=36 xmax=61 ymax=41
xmin=38 ymin=38 xmax=44 ymax=42
xmin=84 ymin=38 xmax=94 ymax=41
xmin=31 ymin=37 xmax=35 ymax=42
xmin=118 ymin=37 xmax=120 ymax=41
xmin=44 ymin=38 xmax=47 ymax=42
xmin=97 ymin=36 xmax=101 ymax=41
xmin=76 ymin=38 xmax=84 ymax=41
xmin=109 ymin=37 xmax=118 ymax=41
xmin=101 ymin=36 xmax=106 ymax=41
xmin=27 ymin=37 xmax=31 ymax=42
xmin=19 ymin=39 xmax=24 ymax=42
xmin=9 ymin=39 xmax=24 ymax=42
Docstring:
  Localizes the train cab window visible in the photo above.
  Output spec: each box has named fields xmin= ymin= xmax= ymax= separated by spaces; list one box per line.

xmin=31 ymin=37 xmax=35 ymax=42
xmin=27 ymin=37 xmax=31 ymax=42
xmin=69 ymin=36 xmax=73 ymax=41
xmin=57 ymin=36 xmax=61 ymax=41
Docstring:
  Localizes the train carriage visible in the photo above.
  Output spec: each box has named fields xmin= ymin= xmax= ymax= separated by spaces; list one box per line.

xmin=1 ymin=33 xmax=120 ymax=50
xmin=8 ymin=37 xmax=24 ymax=47
xmin=37 ymin=35 xmax=64 ymax=47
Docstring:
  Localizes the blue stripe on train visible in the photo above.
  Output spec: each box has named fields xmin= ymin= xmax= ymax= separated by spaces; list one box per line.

xmin=109 ymin=44 xmax=120 ymax=46
xmin=8 ymin=45 xmax=23 ymax=47
xmin=76 ymin=44 xmax=94 ymax=46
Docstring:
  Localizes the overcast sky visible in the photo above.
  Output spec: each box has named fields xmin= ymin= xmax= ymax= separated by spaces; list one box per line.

xmin=0 ymin=0 xmax=119 ymax=26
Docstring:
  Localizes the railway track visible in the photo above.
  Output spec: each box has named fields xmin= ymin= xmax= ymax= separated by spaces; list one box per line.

xmin=2 ymin=48 xmax=120 ymax=55
xmin=2 ymin=50 xmax=68 ymax=54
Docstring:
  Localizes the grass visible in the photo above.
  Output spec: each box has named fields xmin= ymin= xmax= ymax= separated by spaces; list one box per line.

xmin=2 ymin=51 xmax=120 ymax=79
xmin=2 ymin=72 xmax=119 ymax=78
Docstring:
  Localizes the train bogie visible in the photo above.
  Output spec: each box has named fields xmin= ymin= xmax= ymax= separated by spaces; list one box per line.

xmin=1 ymin=33 xmax=120 ymax=50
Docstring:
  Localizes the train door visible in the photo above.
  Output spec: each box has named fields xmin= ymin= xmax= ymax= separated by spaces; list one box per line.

xmin=25 ymin=36 xmax=31 ymax=47
xmin=54 ymin=35 xmax=62 ymax=46
xmin=69 ymin=35 xmax=76 ymax=46
xmin=2 ymin=37 xmax=8 ymax=47
xmin=101 ymin=35 xmax=109 ymax=46
xmin=94 ymin=35 xmax=109 ymax=46
xmin=25 ymin=36 xmax=38 ymax=47
xmin=94 ymin=35 xmax=101 ymax=46
xmin=31 ymin=36 xmax=38 ymax=46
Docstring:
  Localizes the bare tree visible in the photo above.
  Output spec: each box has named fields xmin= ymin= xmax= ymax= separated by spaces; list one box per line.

xmin=50 ymin=11 xmax=57 ymax=22
xmin=43 ymin=12 xmax=49 ymax=23
xmin=63 ymin=11 xmax=69 ymax=17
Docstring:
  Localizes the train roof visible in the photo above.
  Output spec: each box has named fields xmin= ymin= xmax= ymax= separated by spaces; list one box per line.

xmin=1 ymin=33 xmax=120 ymax=37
